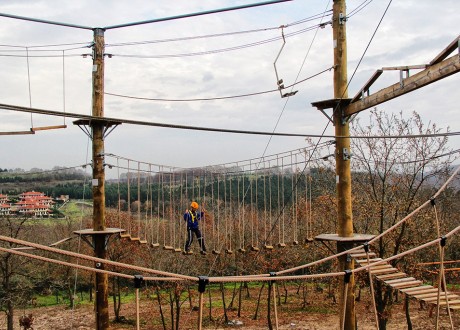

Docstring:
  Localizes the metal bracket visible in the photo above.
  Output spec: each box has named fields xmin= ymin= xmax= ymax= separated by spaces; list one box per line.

xmin=319 ymin=109 xmax=334 ymax=124
xmin=343 ymin=148 xmax=351 ymax=161
xmin=339 ymin=13 xmax=347 ymax=25
xmin=399 ymin=69 xmax=410 ymax=88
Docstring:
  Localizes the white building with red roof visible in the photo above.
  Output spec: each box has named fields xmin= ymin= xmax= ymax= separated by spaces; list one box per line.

xmin=15 ymin=191 xmax=54 ymax=217
xmin=0 ymin=194 xmax=12 ymax=216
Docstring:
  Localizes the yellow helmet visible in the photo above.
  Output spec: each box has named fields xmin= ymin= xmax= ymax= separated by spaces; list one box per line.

xmin=190 ymin=201 xmax=199 ymax=209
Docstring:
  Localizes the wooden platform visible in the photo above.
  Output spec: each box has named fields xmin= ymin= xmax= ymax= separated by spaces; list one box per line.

xmin=350 ymin=248 xmax=460 ymax=310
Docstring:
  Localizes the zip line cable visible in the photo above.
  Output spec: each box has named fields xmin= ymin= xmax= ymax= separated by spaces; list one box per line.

xmin=1 ymin=102 xmax=459 ymax=140
xmin=105 ymin=65 xmax=334 ymax=102
xmin=0 ymin=0 xmax=292 ymax=31
xmin=108 ymin=24 xmax=328 ymax=59
xmin=105 ymin=11 xmax=332 ymax=48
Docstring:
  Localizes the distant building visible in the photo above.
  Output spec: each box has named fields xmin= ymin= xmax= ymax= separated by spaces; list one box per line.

xmin=0 ymin=194 xmax=12 ymax=216
xmin=15 ymin=191 xmax=54 ymax=217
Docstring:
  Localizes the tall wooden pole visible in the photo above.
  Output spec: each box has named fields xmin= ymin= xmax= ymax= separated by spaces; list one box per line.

xmin=332 ymin=0 xmax=355 ymax=329
xmin=92 ymin=27 xmax=109 ymax=330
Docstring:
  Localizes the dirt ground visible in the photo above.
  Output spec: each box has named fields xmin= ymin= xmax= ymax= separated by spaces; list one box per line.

xmin=1 ymin=291 xmax=459 ymax=329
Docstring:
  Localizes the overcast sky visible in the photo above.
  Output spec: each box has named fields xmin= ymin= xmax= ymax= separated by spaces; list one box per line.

xmin=0 ymin=0 xmax=458 ymax=176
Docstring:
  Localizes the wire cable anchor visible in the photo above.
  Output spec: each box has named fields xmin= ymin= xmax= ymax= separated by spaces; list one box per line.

xmin=273 ymin=26 xmax=298 ymax=98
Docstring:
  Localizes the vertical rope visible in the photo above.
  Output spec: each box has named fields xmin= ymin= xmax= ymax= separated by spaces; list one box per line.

xmin=117 ymin=158 xmax=121 ymax=230
xmin=26 ymin=47 xmax=33 ymax=127
xmin=432 ymin=201 xmax=454 ymax=329
xmin=281 ymin=157 xmax=285 ymax=245
xmin=161 ymin=167 xmax=166 ymax=247
xmin=237 ymin=164 xmax=243 ymax=250
xmin=342 ymin=281 xmax=349 ymax=330
xmin=202 ymin=171 xmax=207 ymax=243
xmin=180 ymin=171 xmax=184 ymax=250
xmin=241 ymin=165 xmax=245 ymax=249
xmin=217 ymin=174 xmax=221 ymax=251
xmin=135 ymin=287 xmax=140 ymax=330
xmin=263 ymin=159 xmax=268 ymax=245
xmin=156 ymin=166 xmax=161 ymax=245
xmin=272 ymin=280 xmax=279 ymax=330
xmin=137 ymin=162 xmax=141 ymax=239
xmin=62 ymin=50 xmax=66 ymax=125
xmin=198 ymin=291 xmax=204 ymax=330
xmin=229 ymin=173 xmax=233 ymax=252
xmin=169 ymin=170 xmax=173 ymax=247
xmin=365 ymin=248 xmax=379 ymax=328
xmin=148 ymin=164 xmax=153 ymax=243
xmin=224 ymin=173 xmax=229 ymax=251
xmin=268 ymin=160 xmax=273 ymax=247
xmin=171 ymin=170 xmax=176 ymax=249
xmin=277 ymin=156 xmax=281 ymax=244
xmin=127 ymin=160 xmax=131 ymax=236
xmin=254 ymin=163 xmax=259 ymax=248
xmin=250 ymin=160 xmax=254 ymax=247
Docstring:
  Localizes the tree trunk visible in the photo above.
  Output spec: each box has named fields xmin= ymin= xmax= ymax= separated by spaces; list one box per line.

xmin=220 ymin=283 xmax=228 ymax=323
xmin=253 ymin=282 xmax=265 ymax=320
xmin=267 ymin=281 xmax=273 ymax=330
xmin=208 ymin=286 xmax=213 ymax=321
xmin=237 ymin=282 xmax=243 ymax=317
xmin=7 ymin=300 xmax=14 ymax=330
xmin=405 ymin=294 xmax=412 ymax=330
xmin=174 ymin=288 xmax=181 ymax=330
xmin=155 ymin=287 xmax=167 ymax=330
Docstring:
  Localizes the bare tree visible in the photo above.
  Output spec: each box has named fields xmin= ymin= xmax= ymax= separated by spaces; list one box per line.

xmin=350 ymin=109 xmax=457 ymax=329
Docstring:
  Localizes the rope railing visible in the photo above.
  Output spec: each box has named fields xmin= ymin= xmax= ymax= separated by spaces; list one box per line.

xmin=0 ymin=234 xmax=196 ymax=281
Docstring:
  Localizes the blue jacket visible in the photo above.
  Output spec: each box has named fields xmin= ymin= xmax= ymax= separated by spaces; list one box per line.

xmin=183 ymin=210 xmax=204 ymax=230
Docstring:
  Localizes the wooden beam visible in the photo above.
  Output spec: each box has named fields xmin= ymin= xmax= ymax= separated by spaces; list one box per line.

xmin=31 ymin=124 xmax=67 ymax=132
xmin=381 ymin=65 xmax=427 ymax=70
xmin=350 ymin=69 xmax=383 ymax=103
xmin=430 ymin=35 xmax=460 ymax=65
xmin=0 ymin=130 xmax=35 ymax=135
xmin=345 ymin=54 xmax=460 ymax=116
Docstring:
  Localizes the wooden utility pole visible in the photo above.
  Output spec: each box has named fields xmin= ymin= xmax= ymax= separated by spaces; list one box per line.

xmin=92 ymin=27 xmax=109 ymax=330
xmin=332 ymin=0 xmax=356 ymax=329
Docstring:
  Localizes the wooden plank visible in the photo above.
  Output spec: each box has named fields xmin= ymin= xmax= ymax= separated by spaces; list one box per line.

xmin=382 ymin=65 xmax=427 ymax=70
xmin=370 ymin=268 xmax=399 ymax=275
xmin=0 ymin=130 xmax=34 ymax=135
xmin=345 ymin=55 xmax=460 ymax=116
xmin=31 ymin=124 xmax=67 ymax=132
xmin=350 ymin=69 xmax=383 ymax=103
xmin=385 ymin=277 xmax=416 ymax=285
xmin=435 ymin=300 xmax=460 ymax=306
xmin=412 ymin=290 xmax=447 ymax=298
xmin=401 ymin=285 xmax=434 ymax=293
xmin=356 ymin=258 xmax=383 ymax=264
xmin=369 ymin=265 xmax=394 ymax=271
xmin=391 ymin=281 xmax=422 ymax=289
xmin=376 ymin=272 xmax=407 ymax=281
xmin=430 ymin=36 xmax=460 ymax=65
xmin=422 ymin=294 xmax=458 ymax=302
xmin=350 ymin=252 xmax=376 ymax=259
xmin=408 ymin=289 xmax=439 ymax=297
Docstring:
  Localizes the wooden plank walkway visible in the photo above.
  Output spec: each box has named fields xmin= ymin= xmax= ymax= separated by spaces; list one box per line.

xmin=350 ymin=248 xmax=460 ymax=310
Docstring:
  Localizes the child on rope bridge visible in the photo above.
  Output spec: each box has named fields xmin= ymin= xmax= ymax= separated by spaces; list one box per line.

xmin=183 ymin=201 xmax=207 ymax=255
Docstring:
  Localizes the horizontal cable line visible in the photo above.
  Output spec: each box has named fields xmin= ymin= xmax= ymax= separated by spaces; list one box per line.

xmin=0 ymin=53 xmax=84 ymax=58
xmin=105 ymin=13 xmax=331 ymax=48
xmin=0 ymin=234 xmax=197 ymax=281
xmin=109 ymin=24 xmax=324 ymax=59
xmin=1 ymin=102 xmax=460 ymax=140
xmin=105 ymin=66 xmax=334 ymax=102
xmin=0 ymin=42 xmax=91 ymax=49
xmin=353 ymin=148 xmax=460 ymax=166
xmin=105 ymin=143 xmax=332 ymax=175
